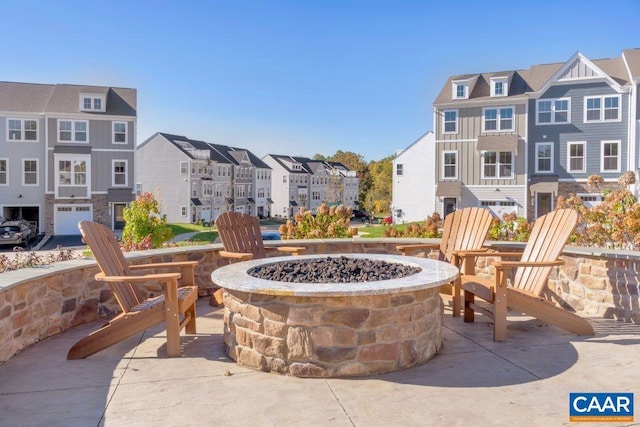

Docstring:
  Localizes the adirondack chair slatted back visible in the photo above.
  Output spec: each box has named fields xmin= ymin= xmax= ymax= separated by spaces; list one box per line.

xmin=441 ymin=207 xmax=493 ymax=262
xmin=216 ymin=212 xmax=267 ymax=259
xmin=78 ymin=221 xmax=144 ymax=312
xmin=513 ymin=209 xmax=578 ymax=296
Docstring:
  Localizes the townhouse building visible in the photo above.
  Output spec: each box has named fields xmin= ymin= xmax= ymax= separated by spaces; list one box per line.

xmin=136 ymin=133 xmax=271 ymax=223
xmin=0 ymin=82 xmax=137 ymax=235
xmin=433 ymin=70 xmax=529 ymax=218
xmin=430 ymin=48 xmax=640 ymax=220
xmin=391 ymin=131 xmax=436 ymax=223
xmin=262 ymin=154 xmax=359 ymax=218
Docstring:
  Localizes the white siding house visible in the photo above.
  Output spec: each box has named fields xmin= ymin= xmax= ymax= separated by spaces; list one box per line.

xmin=391 ymin=132 xmax=436 ymax=223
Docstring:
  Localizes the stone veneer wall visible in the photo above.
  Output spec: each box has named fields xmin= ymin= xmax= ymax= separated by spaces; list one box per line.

xmin=223 ymin=287 xmax=442 ymax=378
xmin=1 ymin=239 xmax=639 ymax=363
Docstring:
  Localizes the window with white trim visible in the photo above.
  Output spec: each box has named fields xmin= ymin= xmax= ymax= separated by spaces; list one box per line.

xmin=237 ymin=185 xmax=245 ymax=198
xmin=584 ymin=95 xmax=621 ymax=122
xmin=0 ymin=159 xmax=8 ymax=185
xmin=577 ymin=193 xmax=603 ymax=208
xmin=536 ymin=98 xmax=570 ymax=124
xmin=180 ymin=162 xmax=187 ymax=174
xmin=113 ymin=160 xmax=127 ymax=186
xmin=483 ymin=107 xmax=514 ymax=132
xmin=482 ymin=151 xmax=513 ymax=179
xmin=452 ymin=81 xmax=469 ymax=99
xmin=535 ymin=142 xmax=553 ymax=173
xmin=442 ymin=151 xmax=458 ymax=179
xmin=58 ymin=159 xmax=87 ymax=185
xmin=23 ymin=159 xmax=38 ymax=185
xmin=567 ymin=142 xmax=586 ymax=173
xmin=181 ymin=206 xmax=187 ymax=216
xmin=601 ymin=140 xmax=620 ymax=172
xmin=8 ymin=118 xmax=38 ymax=142
xmin=58 ymin=120 xmax=88 ymax=142
xmin=443 ymin=110 xmax=458 ymax=133
xmin=79 ymin=94 xmax=106 ymax=112
xmin=113 ymin=122 xmax=127 ymax=144
xmin=135 ymin=183 xmax=142 ymax=195
xmin=396 ymin=164 xmax=403 ymax=176
xmin=490 ymin=77 xmax=508 ymax=97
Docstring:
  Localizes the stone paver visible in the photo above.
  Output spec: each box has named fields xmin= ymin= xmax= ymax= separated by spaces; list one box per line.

xmin=0 ymin=298 xmax=639 ymax=426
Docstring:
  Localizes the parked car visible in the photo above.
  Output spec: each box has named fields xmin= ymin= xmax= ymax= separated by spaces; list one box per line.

xmin=0 ymin=220 xmax=38 ymax=247
xmin=351 ymin=209 xmax=370 ymax=222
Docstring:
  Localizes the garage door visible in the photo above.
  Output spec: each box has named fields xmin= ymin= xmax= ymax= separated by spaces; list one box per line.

xmin=54 ymin=205 xmax=93 ymax=235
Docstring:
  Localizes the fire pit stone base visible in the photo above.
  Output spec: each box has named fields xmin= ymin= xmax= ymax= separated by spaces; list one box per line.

xmin=223 ymin=287 xmax=443 ymax=377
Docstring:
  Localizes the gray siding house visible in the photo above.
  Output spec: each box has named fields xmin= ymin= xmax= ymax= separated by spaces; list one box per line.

xmin=527 ymin=52 xmax=637 ymax=218
xmin=136 ymin=133 xmax=271 ymax=223
xmin=0 ymin=82 xmax=137 ymax=235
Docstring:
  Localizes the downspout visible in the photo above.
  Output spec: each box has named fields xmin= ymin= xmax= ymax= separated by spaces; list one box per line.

xmin=629 ymin=82 xmax=638 ymax=197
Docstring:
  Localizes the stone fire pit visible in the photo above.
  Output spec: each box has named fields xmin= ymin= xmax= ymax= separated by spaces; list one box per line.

xmin=211 ymin=254 xmax=458 ymax=377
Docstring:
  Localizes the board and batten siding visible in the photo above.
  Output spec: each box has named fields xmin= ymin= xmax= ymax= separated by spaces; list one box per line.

xmin=528 ymin=82 xmax=629 ymax=180
xmin=435 ymin=103 xmax=527 ymax=141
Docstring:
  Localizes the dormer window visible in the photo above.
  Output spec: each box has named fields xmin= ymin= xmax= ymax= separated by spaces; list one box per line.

xmin=79 ymin=94 xmax=106 ymax=112
xmin=491 ymin=77 xmax=508 ymax=97
xmin=452 ymin=81 xmax=469 ymax=99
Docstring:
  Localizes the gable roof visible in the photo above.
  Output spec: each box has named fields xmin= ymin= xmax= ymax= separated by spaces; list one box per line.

xmin=623 ymin=48 xmax=640 ymax=79
xmin=0 ymin=81 xmax=136 ymax=115
xmin=265 ymin=154 xmax=353 ymax=175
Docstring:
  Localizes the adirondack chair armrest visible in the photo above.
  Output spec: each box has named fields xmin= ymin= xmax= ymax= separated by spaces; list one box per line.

xmin=458 ymin=250 xmax=522 ymax=259
xmin=396 ymin=243 xmax=439 ymax=256
xmin=491 ymin=259 xmax=565 ymax=270
xmin=95 ymin=271 xmax=182 ymax=282
xmin=275 ymin=246 xmax=307 ymax=255
xmin=218 ymin=250 xmax=255 ymax=261
xmin=129 ymin=261 xmax=198 ymax=271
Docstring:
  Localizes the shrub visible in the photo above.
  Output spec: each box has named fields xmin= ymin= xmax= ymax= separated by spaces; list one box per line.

xmin=488 ymin=212 xmax=532 ymax=242
xmin=121 ymin=192 xmax=173 ymax=250
xmin=279 ymin=204 xmax=357 ymax=239
xmin=382 ymin=213 xmax=441 ymax=238
xmin=0 ymin=246 xmax=79 ymax=273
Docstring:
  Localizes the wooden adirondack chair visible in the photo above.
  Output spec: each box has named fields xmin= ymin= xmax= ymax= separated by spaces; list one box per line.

xmin=211 ymin=212 xmax=306 ymax=304
xmin=396 ymin=207 xmax=493 ymax=316
xmin=67 ymin=221 xmax=198 ymax=359
xmin=461 ymin=208 xmax=594 ymax=341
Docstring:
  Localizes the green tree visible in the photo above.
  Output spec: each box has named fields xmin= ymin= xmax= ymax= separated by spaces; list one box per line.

xmin=364 ymin=156 xmax=393 ymax=215
xmin=121 ymin=192 xmax=173 ymax=250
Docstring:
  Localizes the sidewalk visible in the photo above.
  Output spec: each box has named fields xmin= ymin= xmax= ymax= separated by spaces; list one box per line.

xmin=0 ymin=297 xmax=638 ymax=426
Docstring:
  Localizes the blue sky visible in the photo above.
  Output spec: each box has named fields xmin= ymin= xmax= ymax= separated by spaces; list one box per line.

xmin=2 ymin=1 xmax=639 ymax=161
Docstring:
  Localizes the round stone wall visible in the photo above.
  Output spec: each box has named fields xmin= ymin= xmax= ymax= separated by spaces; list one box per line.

xmin=222 ymin=287 xmax=443 ymax=377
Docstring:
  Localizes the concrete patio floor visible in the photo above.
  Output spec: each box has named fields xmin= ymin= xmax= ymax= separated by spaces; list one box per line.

xmin=1 ymin=297 xmax=639 ymax=427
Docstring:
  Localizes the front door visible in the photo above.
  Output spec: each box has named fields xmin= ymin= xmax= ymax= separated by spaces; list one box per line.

xmin=113 ymin=204 xmax=126 ymax=230
xmin=443 ymin=198 xmax=457 ymax=216
xmin=536 ymin=193 xmax=552 ymax=218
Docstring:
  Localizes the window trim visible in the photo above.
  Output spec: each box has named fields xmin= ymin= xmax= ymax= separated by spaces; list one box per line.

xmin=490 ymin=77 xmax=508 ymax=97
xmin=600 ymin=140 xmax=621 ymax=173
xmin=112 ymin=159 xmax=128 ymax=187
xmin=112 ymin=121 xmax=128 ymax=144
xmin=443 ymin=109 xmax=458 ymax=134
xmin=22 ymin=158 xmax=39 ymax=186
xmin=567 ymin=141 xmax=586 ymax=173
xmin=79 ymin=94 xmax=106 ymax=112
xmin=481 ymin=151 xmax=514 ymax=179
xmin=584 ymin=95 xmax=622 ymax=123
xmin=57 ymin=119 xmax=89 ymax=143
xmin=482 ymin=106 xmax=515 ymax=133
xmin=0 ymin=158 xmax=9 ymax=186
xmin=442 ymin=150 xmax=458 ymax=179
xmin=7 ymin=118 xmax=39 ymax=142
xmin=535 ymin=97 xmax=571 ymax=125
xmin=535 ymin=142 xmax=554 ymax=174
xmin=396 ymin=163 xmax=404 ymax=176
xmin=452 ymin=81 xmax=469 ymax=100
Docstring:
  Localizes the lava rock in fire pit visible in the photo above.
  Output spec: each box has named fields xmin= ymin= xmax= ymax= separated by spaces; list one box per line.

xmin=247 ymin=256 xmax=421 ymax=283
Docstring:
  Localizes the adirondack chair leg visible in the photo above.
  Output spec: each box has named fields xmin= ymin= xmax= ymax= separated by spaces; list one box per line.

xmin=184 ymin=301 xmax=197 ymax=334
xmin=463 ymin=290 xmax=475 ymax=322
xmin=67 ymin=308 xmax=165 ymax=359
xmin=493 ymin=284 xmax=508 ymax=342
xmin=209 ymin=288 xmax=224 ymax=306
xmin=452 ymin=276 xmax=462 ymax=317
xmin=164 ymin=279 xmax=181 ymax=357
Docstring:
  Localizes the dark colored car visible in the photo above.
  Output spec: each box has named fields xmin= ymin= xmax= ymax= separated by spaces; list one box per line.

xmin=351 ymin=209 xmax=370 ymax=222
xmin=0 ymin=220 xmax=38 ymax=247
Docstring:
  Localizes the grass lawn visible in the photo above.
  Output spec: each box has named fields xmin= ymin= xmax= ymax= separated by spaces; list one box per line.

xmin=167 ymin=223 xmax=212 ymax=236
xmin=357 ymin=222 xmax=417 ymax=238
